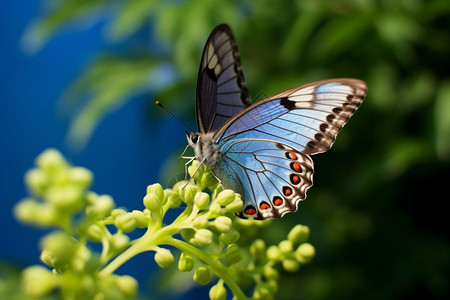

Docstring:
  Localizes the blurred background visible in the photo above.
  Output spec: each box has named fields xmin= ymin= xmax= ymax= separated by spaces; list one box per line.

xmin=1 ymin=0 xmax=449 ymax=299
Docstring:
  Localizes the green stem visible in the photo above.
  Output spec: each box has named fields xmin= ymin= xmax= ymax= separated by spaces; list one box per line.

xmin=99 ymin=223 xmax=191 ymax=276
xmin=160 ymin=237 xmax=250 ymax=300
xmin=99 ymin=227 xmax=163 ymax=276
xmin=99 ymin=214 xmax=249 ymax=299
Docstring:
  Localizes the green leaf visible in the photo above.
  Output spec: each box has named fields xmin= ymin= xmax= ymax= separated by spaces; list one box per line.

xmin=108 ymin=0 xmax=158 ymax=41
xmin=20 ymin=0 xmax=109 ymax=52
xmin=61 ymin=56 xmax=158 ymax=149
xmin=311 ymin=13 xmax=373 ymax=61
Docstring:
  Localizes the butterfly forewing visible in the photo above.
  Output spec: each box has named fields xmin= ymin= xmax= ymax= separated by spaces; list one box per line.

xmin=196 ymin=24 xmax=251 ymax=134
xmin=215 ymin=79 xmax=366 ymax=155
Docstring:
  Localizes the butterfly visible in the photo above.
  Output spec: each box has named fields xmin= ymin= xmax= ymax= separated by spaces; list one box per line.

xmin=187 ymin=24 xmax=367 ymax=219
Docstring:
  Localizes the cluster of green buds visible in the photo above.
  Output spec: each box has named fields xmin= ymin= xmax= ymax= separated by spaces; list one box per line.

xmin=245 ymin=225 xmax=315 ymax=299
xmin=14 ymin=149 xmax=138 ymax=299
xmin=14 ymin=149 xmax=315 ymax=300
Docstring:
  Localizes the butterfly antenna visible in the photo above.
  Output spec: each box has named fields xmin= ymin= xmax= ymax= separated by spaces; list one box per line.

xmin=155 ymin=101 xmax=195 ymax=132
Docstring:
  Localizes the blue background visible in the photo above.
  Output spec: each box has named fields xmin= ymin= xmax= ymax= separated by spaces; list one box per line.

xmin=0 ymin=0 xmax=185 ymax=294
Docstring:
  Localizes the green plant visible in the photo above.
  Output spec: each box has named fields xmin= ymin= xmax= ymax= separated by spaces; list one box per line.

xmin=14 ymin=149 xmax=314 ymax=299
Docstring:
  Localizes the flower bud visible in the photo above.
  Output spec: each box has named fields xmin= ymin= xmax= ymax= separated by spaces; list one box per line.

xmin=86 ymin=224 xmax=104 ymax=241
xmin=266 ymin=279 xmax=278 ymax=294
xmin=82 ymin=252 xmax=102 ymax=274
xmin=209 ymin=281 xmax=227 ymax=300
xmin=215 ymin=189 xmax=235 ymax=206
xmin=71 ymin=245 xmax=93 ymax=272
xmin=146 ymin=183 xmax=165 ymax=204
xmin=111 ymin=208 xmax=127 ymax=218
xmin=182 ymin=185 xmax=198 ymax=205
xmin=110 ymin=233 xmax=130 ymax=252
xmin=250 ymin=239 xmax=266 ymax=257
xmin=294 ymin=243 xmax=315 ymax=263
xmin=219 ymin=229 xmax=240 ymax=245
xmin=40 ymin=232 xmax=78 ymax=271
xmin=225 ymin=244 xmax=242 ymax=263
xmin=254 ymin=286 xmax=273 ymax=300
xmin=166 ymin=190 xmax=181 ymax=208
xmin=193 ymin=218 xmax=209 ymax=229
xmin=45 ymin=185 xmax=83 ymax=212
xmin=178 ymin=252 xmax=194 ymax=272
xmin=282 ymin=258 xmax=300 ymax=272
xmin=36 ymin=149 xmax=68 ymax=173
xmin=263 ymin=265 xmax=279 ymax=280
xmin=143 ymin=193 xmax=161 ymax=213
xmin=202 ymin=171 xmax=218 ymax=188
xmin=154 ymin=248 xmax=175 ymax=268
xmin=22 ymin=265 xmax=56 ymax=297
xmin=214 ymin=216 xmax=232 ymax=233
xmin=208 ymin=203 xmax=222 ymax=218
xmin=287 ymin=224 xmax=310 ymax=245
xmin=224 ymin=197 xmax=243 ymax=214
xmin=25 ymin=168 xmax=49 ymax=196
xmin=69 ymin=167 xmax=93 ymax=188
xmin=194 ymin=192 xmax=210 ymax=210
xmin=14 ymin=198 xmax=37 ymax=223
xmin=188 ymin=160 xmax=201 ymax=178
xmin=266 ymin=245 xmax=282 ymax=261
xmin=14 ymin=199 xmax=58 ymax=226
xmin=86 ymin=194 xmax=115 ymax=219
xmin=131 ymin=210 xmax=148 ymax=228
xmin=115 ymin=275 xmax=138 ymax=298
xmin=278 ymin=240 xmax=293 ymax=254
xmin=193 ymin=267 xmax=211 ymax=285
xmin=115 ymin=213 xmax=137 ymax=233
xmin=190 ymin=229 xmax=213 ymax=246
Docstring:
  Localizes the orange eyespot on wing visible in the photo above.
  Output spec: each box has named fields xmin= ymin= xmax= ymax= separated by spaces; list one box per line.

xmin=260 ymin=202 xmax=270 ymax=210
xmin=273 ymin=196 xmax=283 ymax=206
xmin=291 ymin=162 xmax=302 ymax=172
xmin=244 ymin=206 xmax=257 ymax=216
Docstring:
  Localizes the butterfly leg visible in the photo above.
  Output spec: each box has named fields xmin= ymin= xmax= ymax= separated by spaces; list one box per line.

xmin=178 ymin=144 xmax=192 ymax=162
xmin=182 ymin=157 xmax=206 ymax=189
xmin=183 ymin=156 xmax=196 ymax=181
xmin=178 ymin=144 xmax=197 ymax=181
xmin=210 ymin=169 xmax=222 ymax=184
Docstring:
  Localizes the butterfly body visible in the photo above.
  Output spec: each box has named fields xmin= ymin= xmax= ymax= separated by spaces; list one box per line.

xmin=188 ymin=24 xmax=367 ymax=219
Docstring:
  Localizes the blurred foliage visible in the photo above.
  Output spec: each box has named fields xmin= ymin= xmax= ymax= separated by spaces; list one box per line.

xmin=22 ymin=0 xmax=450 ymax=299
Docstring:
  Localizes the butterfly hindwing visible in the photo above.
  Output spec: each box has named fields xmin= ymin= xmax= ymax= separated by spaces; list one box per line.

xmin=212 ymin=139 xmax=314 ymax=219
xmin=196 ymin=24 xmax=251 ymax=134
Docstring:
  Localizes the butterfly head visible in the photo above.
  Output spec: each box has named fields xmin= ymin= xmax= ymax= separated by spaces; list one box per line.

xmin=186 ymin=131 xmax=220 ymax=168
xmin=186 ymin=131 xmax=200 ymax=146
xmin=186 ymin=131 xmax=204 ymax=161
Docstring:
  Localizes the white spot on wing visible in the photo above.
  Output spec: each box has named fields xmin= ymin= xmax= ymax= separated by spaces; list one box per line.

xmin=317 ymin=83 xmax=352 ymax=94
xmin=292 ymin=86 xmax=315 ymax=96
xmin=290 ymin=94 xmax=314 ymax=102
xmin=295 ymin=101 xmax=314 ymax=109
xmin=208 ymin=54 xmax=218 ymax=69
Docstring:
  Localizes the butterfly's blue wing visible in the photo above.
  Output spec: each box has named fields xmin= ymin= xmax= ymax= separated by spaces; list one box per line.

xmin=196 ymin=24 xmax=251 ymax=134
xmin=211 ymin=79 xmax=367 ymax=218
xmin=213 ymin=139 xmax=314 ymax=219
xmin=216 ymin=79 xmax=367 ymax=155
